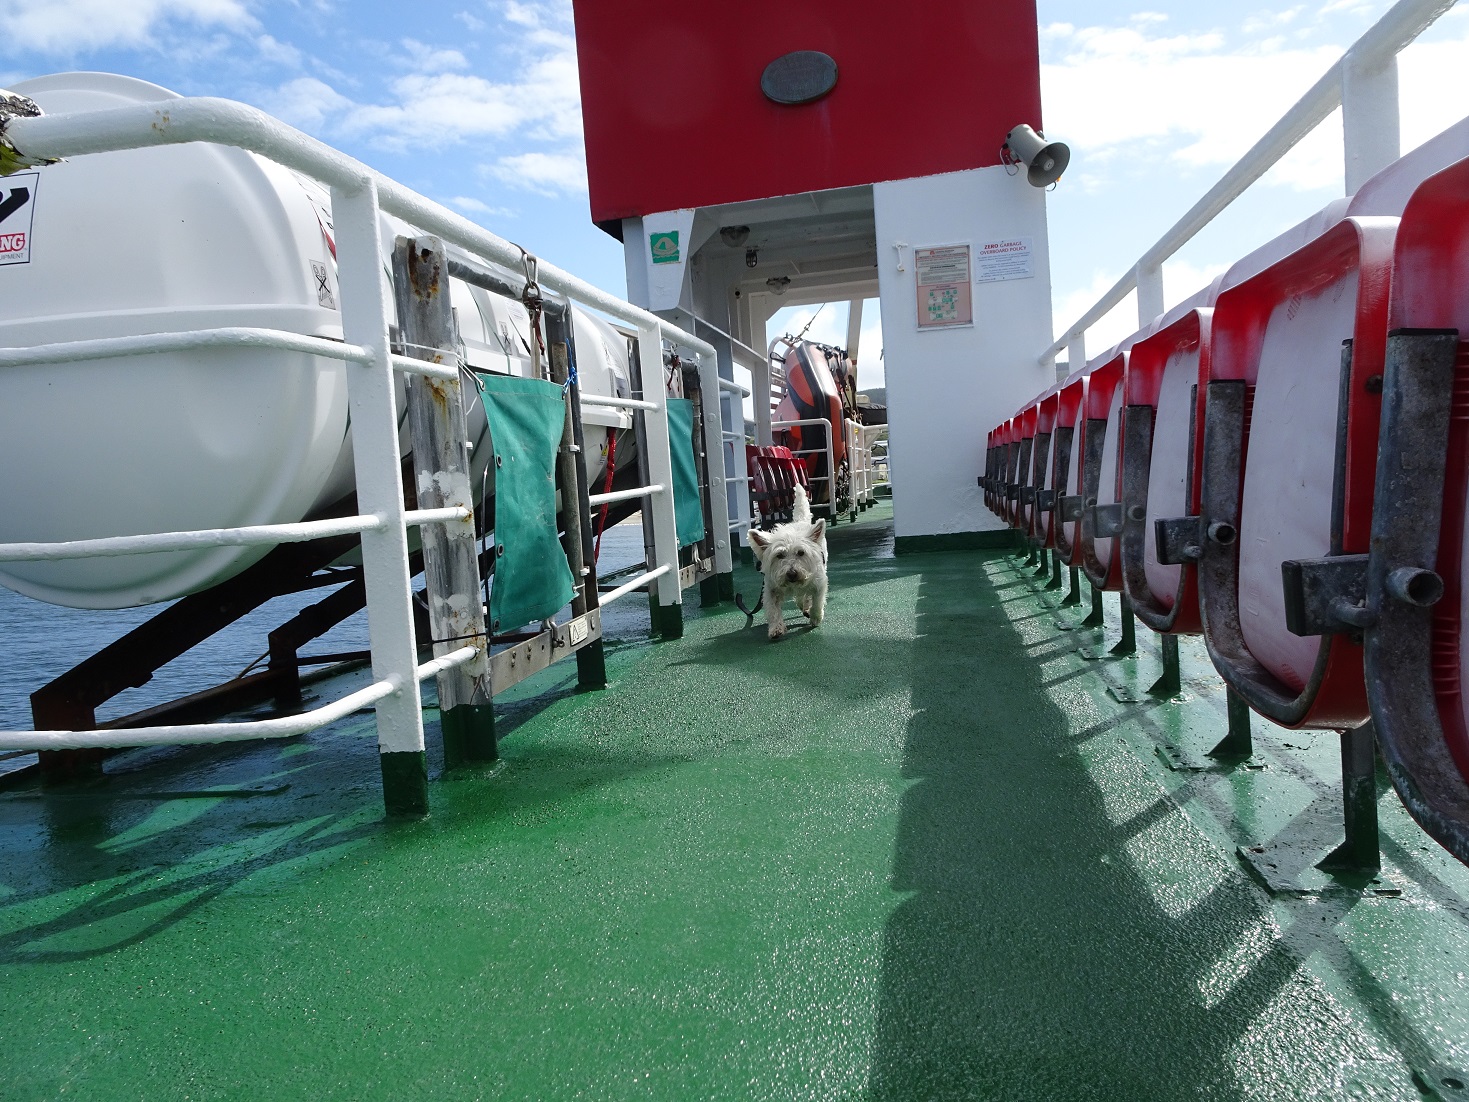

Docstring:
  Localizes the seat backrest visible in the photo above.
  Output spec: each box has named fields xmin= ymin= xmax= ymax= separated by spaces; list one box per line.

xmin=1204 ymin=216 xmax=1396 ymax=727
xmin=1349 ymin=115 xmax=1469 ymax=218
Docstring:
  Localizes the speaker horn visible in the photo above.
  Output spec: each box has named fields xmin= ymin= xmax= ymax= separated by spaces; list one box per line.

xmin=1004 ymin=124 xmax=1070 ymax=188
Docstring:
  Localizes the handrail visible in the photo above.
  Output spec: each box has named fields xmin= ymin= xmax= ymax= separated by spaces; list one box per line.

xmin=1040 ymin=0 xmax=1458 ymax=366
xmin=773 ymin=416 xmax=839 ymax=501
xmin=599 ymin=563 xmax=672 ymax=607
xmin=0 ymin=90 xmax=736 ymax=802
xmin=0 ymin=646 xmax=477 ymax=752
xmin=0 ymin=507 xmax=469 ymax=562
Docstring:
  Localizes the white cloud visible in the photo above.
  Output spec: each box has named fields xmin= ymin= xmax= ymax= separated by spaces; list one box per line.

xmin=259 ymin=75 xmax=353 ymax=133
xmin=448 ymin=195 xmax=513 ymax=218
xmin=0 ymin=0 xmax=253 ymax=54
xmin=455 ymin=9 xmax=487 ymax=32
xmin=255 ymin=32 xmax=301 ymax=68
xmin=262 ymin=1 xmax=583 ymax=181
xmin=1042 ymin=21 xmax=1343 ymax=191
xmin=490 ymin=149 xmax=585 ymax=194
xmin=1243 ymin=6 xmax=1304 ymax=34
xmin=400 ymin=38 xmax=469 ymax=73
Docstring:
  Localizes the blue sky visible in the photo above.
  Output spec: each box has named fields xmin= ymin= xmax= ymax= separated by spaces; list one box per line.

xmin=5 ymin=0 xmax=1469 ymax=383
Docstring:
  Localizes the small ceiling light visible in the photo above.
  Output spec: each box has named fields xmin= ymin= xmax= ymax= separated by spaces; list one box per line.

xmin=1002 ymin=124 xmax=1070 ymax=188
xmin=766 ymin=276 xmax=791 ymax=295
xmin=721 ymin=225 xmax=751 ymax=247
xmin=745 ymin=247 xmax=759 ymax=269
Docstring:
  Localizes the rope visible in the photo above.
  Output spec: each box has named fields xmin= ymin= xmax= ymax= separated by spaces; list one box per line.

xmin=793 ymin=302 xmax=826 ymax=342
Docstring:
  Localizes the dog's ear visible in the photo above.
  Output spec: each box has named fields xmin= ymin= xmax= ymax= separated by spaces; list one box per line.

xmin=748 ymin=530 xmax=770 ymax=555
xmin=808 ymin=519 xmax=825 ymax=543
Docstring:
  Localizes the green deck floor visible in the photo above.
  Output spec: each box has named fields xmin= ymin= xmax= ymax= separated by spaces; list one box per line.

xmin=4 ymin=500 xmax=1469 ymax=1100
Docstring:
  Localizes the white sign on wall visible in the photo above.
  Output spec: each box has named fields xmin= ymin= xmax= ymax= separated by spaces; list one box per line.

xmin=914 ymin=243 xmax=973 ymax=330
xmin=975 ymin=237 xmax=1033 ymax=283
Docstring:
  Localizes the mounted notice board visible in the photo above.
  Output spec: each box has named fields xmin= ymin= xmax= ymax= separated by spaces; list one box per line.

xmin=914 ymin=244 xmax=973 ymax=330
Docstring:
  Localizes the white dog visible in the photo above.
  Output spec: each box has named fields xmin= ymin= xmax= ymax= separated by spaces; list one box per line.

xmin=747 ymin=484 xmax=828 ymax=641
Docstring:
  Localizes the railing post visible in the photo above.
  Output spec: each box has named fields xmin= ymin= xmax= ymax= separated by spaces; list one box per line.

xmin=333 ymin=177 xmax=429 ymax=816
xmin=1342 ymin=47 xmax=1400 ymax=193
xmin=392 ymin=235 xmax=497 ymax=769
xmin=546 ymin=304 xmax=607 ymax=689
xmin=753 ymin=346 xmax=774 ymax=447
xmin=693 ymin=348 xmax=734 ymax=600
xmin=1136 ymin=263 xmax=1165 ymax=329
xmin=633 ymin=324 xmax=684 ymax=639
xmin=1068 ymin=331 xmax=1087 ymax=377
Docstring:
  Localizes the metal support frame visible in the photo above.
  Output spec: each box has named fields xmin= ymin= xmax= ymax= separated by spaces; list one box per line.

xmin=546 ymin=303 xmax=609 ymax=691
xmin=1064 ymin=566 xmax=1083 ymax=607
xmin=1157 ymin=685 xmax=1259 ymax=772
xmin=674 ymin=352 xmax=727 ymax=607
xmin=632 ymin=327 xmax=684 ymax=639
xmin=1149 ymin=635 xmax=1182 ymax=697
xmin=394 ymin=235 xmax=497 ymax=768
xmin=1112 ymin=595 xmax=1137 ymax=655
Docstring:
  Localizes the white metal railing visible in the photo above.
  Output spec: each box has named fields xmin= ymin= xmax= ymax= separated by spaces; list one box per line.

xmin=599 ymin=562 xmax=673 ymax=608
xmin=582 ymin=393 xmax=658 ymax=412
xmin=772 ymin=418 xmax=839 ymax=518
xmin=846 ymin=418 xmax=880 ymax=508
xmin=1042 ymin=0 xmax=1459 ymax=369
xmin=588 ymin=484 xmax=665 ymax=508
xmin=0 ymin=93 xmax=732 ymax=776
xmin=718 ymin=375 xmax=754 ymax=538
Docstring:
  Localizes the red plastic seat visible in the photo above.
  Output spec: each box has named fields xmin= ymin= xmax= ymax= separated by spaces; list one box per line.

xmin=746 ymin=444 xmax=807 ymax=525
xmin=1027 ymin=390 xmax=1060 ymax=546
xmin=1078 ymin=352 xmax=1127 ymax=592
xmin=1356 ymin=154 xmax=1469 ymax=863
xmin=1119 ymin=308 xmax=1212 ymax=634
xmin=1199 ymin=216 xmax=1396 ymax=729
xmin=1010 ymin=406 xmax=1039 ymax=530
xmin=998 ymin=418 xmax=1019 ymax=525
xmin=1051 ymin=372 xmax=1090 ymax=567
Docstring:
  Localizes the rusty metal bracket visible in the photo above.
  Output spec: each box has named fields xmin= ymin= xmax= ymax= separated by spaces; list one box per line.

xmin=1282 ymin=554 xmax=1373 ymax=636
xmin=1091 ymin=502 xmax=1123 ymax=539
xmin=1059 ymin=495 xmax=1084 ymax=522
xmin=1036 ymin=489 xmax=1055 ymax=510
xmin=1363 ymin=328 xmax=1469 ymax=867
xmin=1154 ymin=516 xmax=1203 ymax=566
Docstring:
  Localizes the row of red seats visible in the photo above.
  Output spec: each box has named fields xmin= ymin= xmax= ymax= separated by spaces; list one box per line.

xmin=983 ymin=120 xmax=1469 ymax=868
xmin=746 ymin=445 xmax=810 ymax=527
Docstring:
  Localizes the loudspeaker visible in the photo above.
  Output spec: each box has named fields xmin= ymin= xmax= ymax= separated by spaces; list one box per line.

xmin=1004 ymin=124 xmax=1070 ymax=188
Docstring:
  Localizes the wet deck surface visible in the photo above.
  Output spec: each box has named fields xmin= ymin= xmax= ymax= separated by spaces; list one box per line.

xmin=3 ymin=500 xmax=1469 ymax=1100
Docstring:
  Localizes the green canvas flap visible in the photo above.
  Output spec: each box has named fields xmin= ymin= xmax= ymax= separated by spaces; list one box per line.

xmin=666 ymin=398 xmax=706 ymax=548
xmin=477 ymin=375 xmax=576 ymax=632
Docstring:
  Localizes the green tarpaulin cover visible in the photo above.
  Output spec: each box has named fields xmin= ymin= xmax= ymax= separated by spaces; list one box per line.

xmin=477 ymin=375 xmax=576 ymax=632
xmin=666 ymin=398 xmax=706 ymax=548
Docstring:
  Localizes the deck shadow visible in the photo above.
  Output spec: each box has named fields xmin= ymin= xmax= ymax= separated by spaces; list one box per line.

xmin=862 ymin=564 xmax=1365 ymax=1101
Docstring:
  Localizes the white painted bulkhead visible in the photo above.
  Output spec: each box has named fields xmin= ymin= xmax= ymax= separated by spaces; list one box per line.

xmin=872 ymin=167 xmax=1054 ymax=540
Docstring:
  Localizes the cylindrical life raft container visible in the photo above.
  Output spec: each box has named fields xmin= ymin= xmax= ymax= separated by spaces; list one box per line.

xmin=0 ymin=72 xmax=631 ymax=610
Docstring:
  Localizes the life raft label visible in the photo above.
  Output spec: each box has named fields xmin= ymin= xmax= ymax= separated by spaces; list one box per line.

xmin=649 ymin=231 xmax=680 ymax=264
xmin=0 ymin=172 xmax=38 ymax=266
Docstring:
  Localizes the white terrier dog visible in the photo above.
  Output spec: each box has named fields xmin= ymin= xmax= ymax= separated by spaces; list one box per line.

xmin=747 ymin=484 xmax=828 ymax=641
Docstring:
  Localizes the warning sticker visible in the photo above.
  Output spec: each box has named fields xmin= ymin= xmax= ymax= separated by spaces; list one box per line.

xmin=0 ymin=172 xmax=38 ymax=267
xmin=311 ymin=260 xmax=336 ymax=309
